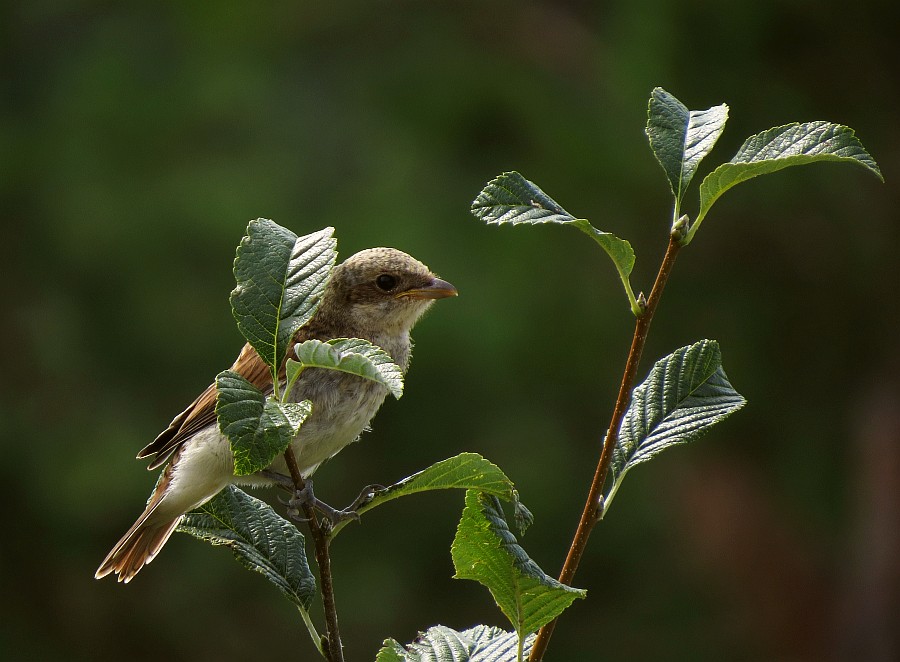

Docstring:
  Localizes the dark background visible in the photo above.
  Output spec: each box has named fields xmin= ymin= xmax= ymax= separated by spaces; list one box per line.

xmin=3 ymin=2 xmax=898 ymax=660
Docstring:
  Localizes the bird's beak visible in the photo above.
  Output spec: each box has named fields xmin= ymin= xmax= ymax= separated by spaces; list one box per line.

xmin=400 ymin=277 xmax=458 ymax=300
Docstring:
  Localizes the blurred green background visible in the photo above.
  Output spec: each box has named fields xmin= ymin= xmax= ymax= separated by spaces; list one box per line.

xmin=3 ymin=1 xmax=898 ymax=660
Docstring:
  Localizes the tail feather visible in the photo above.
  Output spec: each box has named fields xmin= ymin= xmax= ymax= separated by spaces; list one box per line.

xmin=95 ymin=508 xmax=181 ymax=583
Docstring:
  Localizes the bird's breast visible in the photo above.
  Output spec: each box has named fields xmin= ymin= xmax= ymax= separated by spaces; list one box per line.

xmin=285 ymin=368 xmax=390 ymax=474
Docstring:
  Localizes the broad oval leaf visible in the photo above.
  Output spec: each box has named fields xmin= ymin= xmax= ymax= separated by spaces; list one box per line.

xmin=471 ymin=171 xmax=576 ymax=226
xmin=471 ymin=172 xmax=637 ymax=309
xmin=329 ymin=453 xmax=522 ymax=539
xmin=605 ymin=340 xmax=745 ymax=516
xmin=290 ymin=337 xmax=404 ymax=399
xmin=646 ymin=87 xmax=728 ymax=203
xmin=178 ymin=485 xmax=316 ymax=611
xmin=215 ymin=370 xmax=312 ymax=476
xmin=452 ymin=490 xmax=585 ymax=639
xmin=696 ymin=121 xmax=883 ymax=226
xmin=376 ymin=625 xmax=534 ymax=662
xmin=230 ymin=220 xmax=336 ymax=373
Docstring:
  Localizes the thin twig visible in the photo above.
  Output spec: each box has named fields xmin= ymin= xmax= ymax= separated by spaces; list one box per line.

xmin=528 ymin=233 xmax=683 ymax=661
xmin=284 ymin=448 xmax=344 ymax=662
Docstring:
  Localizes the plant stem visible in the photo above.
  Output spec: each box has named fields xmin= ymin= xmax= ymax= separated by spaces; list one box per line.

xmin=528 ymin=232 xmax=683 ymax=661
xmin=284 ymin=448 xmax=344 ymax=662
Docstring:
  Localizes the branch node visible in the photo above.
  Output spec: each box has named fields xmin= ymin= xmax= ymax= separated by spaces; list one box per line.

xmin=671 ymin=214 xmax=691 ymax=242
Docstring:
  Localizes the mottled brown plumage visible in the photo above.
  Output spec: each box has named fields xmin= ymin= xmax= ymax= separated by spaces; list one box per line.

xmin=96 ymin=247 xmax=456 ymax=583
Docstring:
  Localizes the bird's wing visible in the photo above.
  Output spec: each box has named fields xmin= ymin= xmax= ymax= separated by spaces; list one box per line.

xmin=137 ymin=343 xmax=273 ymax=469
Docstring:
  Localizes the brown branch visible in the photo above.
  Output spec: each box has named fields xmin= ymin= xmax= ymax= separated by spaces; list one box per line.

xmin=528 ymin=232 xmax=683 ymax=661
xmin=284 ymin=448 xmax=344 ymax=662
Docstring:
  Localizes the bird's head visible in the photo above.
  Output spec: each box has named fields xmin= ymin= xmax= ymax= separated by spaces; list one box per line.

xmin=319 ymin=247 xmax=457 ymax=333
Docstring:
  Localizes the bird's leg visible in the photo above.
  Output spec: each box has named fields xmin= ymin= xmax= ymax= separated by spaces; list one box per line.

xmin=261 ymin=469 xmax=295 ymax=490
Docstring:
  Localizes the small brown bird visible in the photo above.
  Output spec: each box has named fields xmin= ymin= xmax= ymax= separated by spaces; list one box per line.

xmin=96 ymin=247 xmax=457 ymax=582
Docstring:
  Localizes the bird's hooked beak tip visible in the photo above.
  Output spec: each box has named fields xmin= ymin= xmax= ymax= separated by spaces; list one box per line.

xmin=399 ymin=277 xmax=458 ymax=300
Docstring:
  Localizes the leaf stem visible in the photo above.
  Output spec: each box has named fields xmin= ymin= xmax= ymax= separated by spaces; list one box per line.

xmin=285 ymin=363 xmax=305 ymax=397
xmin=272 ymin=367 xmax=283 ymax=401
xmin=682 ymin=207 xmax=707 ymax=245
xmin=620 ymin=271 xmax=641 ymax=317
xmin=298 ymin=606 xmax=325 ymax=657
xmin=283 ymin=448 xmax=344 ymax=662
xmin=528 ymin=231 xmax=683 ymax=661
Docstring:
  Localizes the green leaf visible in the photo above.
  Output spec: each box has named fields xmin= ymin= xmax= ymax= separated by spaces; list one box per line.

xmin=376 ymin=625 xmax=533 ymax=662
xmin=280 ymin=400 xmax=314 ymax=434
xmin=693 ymin=121 xmax=883 ymax=240
xmin=452 ymin=490 xmax=585 ymax=640
xmin=178 ymin=485 xmax=316 ymax=612
xmin=604 ymin=340 xmax=746 ymax=516
xmin=470 ymin=627 xmax=535 ymax=662
xmin=646 ymin=87 xmax=728 ymax=204
xmin=571 ymin=218 xmax=637 ymax=286
xmin=330 ymin=453 xmax=521 ymax=539
xmin=471 ymin=172 xmax=638 ymax=313
xmin=374 ymin=641 xmax=407 ymax=662
xmin=471 ymin=171 xmax=578 ymax=226
xmin=230 ymin=220 xmax=336 ymax=373
xmin=290 ymin=337 xmax=404 ymax=399
xmin=384 ymin=452 xmax=516 ymax=500
xmin=215 ymin=370 xmax=312 ymax=476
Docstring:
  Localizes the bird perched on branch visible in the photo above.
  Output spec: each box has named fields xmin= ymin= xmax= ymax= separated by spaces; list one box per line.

xmin=96 ymin=247 xmax=457 ymax=582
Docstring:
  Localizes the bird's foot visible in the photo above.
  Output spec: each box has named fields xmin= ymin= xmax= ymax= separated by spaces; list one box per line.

xmin=281 ymin=479 xmax=362 ymax=530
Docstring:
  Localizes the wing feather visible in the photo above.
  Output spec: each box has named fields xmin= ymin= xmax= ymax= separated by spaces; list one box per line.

xmin=137 ymin=343 xmax=273 ymax=469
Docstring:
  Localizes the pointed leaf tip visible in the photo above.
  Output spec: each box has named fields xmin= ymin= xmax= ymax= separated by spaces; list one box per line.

xmin=452 ymin=490 xmax=585 ymax=638
xmin=646 ymin=88 xmax=728 ymax=203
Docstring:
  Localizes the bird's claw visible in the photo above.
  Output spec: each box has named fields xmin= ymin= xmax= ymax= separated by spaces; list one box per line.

xmin=347 ymin=483 xmax=387 ymax=511
xmin=278 ymin=494 xmax=313 ymax=523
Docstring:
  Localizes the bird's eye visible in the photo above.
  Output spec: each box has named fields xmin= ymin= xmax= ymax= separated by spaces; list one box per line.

xmin=375 ymin=274 xmax=398 ymax=291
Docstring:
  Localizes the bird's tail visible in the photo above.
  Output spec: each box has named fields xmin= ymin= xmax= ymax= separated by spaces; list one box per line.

xmin=95 ymin=503 xmax=181 ymax=583
xmin=96 ymin=439 xmax=230 ymax=582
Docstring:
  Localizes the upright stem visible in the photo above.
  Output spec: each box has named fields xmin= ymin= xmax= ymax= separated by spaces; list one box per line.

xmin=284 ymin=448 xmax=344 ymax=662
xmin=528 ymin=233 xmax=683 ymax=661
